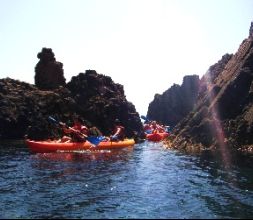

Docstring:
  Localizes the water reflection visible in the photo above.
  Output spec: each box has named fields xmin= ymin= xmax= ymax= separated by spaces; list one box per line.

xmin=31 ymin=147 xmax=134 ymax=163
xmin=29 ymin=147 xmax=135 ymax=182
xmin=0 ymin=141 xmax=253 ymax=218
xmin=182 ymin=150 xmax=253 ymax=218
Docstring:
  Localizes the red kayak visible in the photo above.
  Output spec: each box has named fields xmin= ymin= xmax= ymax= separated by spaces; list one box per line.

xmin=146 ymin=132 xmax=169 ymax=142
xmin=26 ymin=139 xmax=135 ymax=153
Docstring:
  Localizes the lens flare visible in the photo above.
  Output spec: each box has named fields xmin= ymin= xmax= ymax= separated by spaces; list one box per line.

xmin=204 ymin=71 xmax=232 ymax=169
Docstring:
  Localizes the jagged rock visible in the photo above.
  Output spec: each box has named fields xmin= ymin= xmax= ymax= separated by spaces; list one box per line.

xmin=250 ymin=21 xmax=253 ymax=38
xmin=66 ymin=70 xmax=143 ymax=138
xmin=0 ymin=71 xmax=144 ymax=141
xmin=0 ymin=78 xmax=76 ymax=140
xmin=147 ymin=75 xmax=200 ymax=126
xmin=171 ymin=35 xmax=253 ymax=153
xmin=0 ymin=47 xmax=144 ymax=141
xmin=35 ymin=48 xmax=66 ymax=90
xmin=198 ymin=54 xmax=232 ymax=99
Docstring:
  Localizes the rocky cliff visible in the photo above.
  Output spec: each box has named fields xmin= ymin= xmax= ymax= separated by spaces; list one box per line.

xmin=35 ymin=48 xmax=66 ymax=90
xmin=250 ymin=21 xmax=253 ymax=38
xmin=147 ymin=75 xmax=200 ymax=126
xmin=0 ymin=49 xmax=144 ymax=141
xmin=169 ymin=33 xmax=253 ymax=154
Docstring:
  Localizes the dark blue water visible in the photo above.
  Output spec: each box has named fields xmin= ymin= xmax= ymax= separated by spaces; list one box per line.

xmin=0 ymin=140 xmax=253 ymax=219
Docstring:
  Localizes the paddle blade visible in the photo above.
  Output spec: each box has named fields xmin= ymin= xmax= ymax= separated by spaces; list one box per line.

xmin=140 ymin=115 xmax=147 ymax=120
xmin=87 ymin=136 xmax=104 ymax=146
xmin=141 ymin=115 xmax=150 ymax=123
xmin=48 ymin=116 xmax=58 ymax=124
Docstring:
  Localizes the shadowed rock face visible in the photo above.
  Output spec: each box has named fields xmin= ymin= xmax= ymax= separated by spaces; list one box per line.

xmin=147 ymin=75 xmax=200 ymax=126
xmin=0 ymin=49 xmax=144 ymax=141
xmin=171 ymin=36 xmax=253 ymax=153
xmin=150 ymin=22 xmax=253 ymax=154
xmin=0 ymin=78 xmax=69 ymax=140
xmin=66 ymin=70 xmax=143 ymax=138
xmin=35 ymin=48 xmax=66 ymax=90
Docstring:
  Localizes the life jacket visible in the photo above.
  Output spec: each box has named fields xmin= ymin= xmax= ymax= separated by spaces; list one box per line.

xmin=72 ymin=123 xmax=89 ymax=135
xmin=143 ymin=124 xmax=152 ymax=131
xmin=143 ymin=124 xmax=152 ymax=134
xmin=151 ymin=124 xmax=158 ymax=133
xmin=71 ymin=123 xmax=89 ymax=142
xmin=157 ymin=125 xmax=165 ymax=133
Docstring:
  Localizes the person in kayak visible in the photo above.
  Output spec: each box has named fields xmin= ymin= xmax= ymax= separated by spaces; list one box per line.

xmin=150 ymin=121 xmax=158 ymax=133
xmin=143 ymin=121 xmax=153 ymax=134
xmin=60 ymin=116 xmax=89 ymax=142
xmin=110 ymin=119 xmax=125 ymax=141
xmin=156 ymin=122 xmax=166 ymax=133
xmin=150 ymin=121 xmax=166 ymax=133
xmin=90 ymin=126 xmax=111 ymax=142
xmin=89 ymin=126 xmax=103 ymax=137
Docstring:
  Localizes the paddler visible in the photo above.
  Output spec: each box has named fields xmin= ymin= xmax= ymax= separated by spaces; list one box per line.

xmin=110 ymin=119 xmax=125 ymax=141
xmin=60 ymin=116 xmax=89 ymax=143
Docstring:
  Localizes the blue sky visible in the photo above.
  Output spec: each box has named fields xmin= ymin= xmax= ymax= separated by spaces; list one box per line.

xmin=0 ymin=0 xmax=252 ymax=115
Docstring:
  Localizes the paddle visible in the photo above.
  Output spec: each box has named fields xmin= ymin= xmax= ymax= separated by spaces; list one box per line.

xmin=87 ymin=136 xmax=106 ymax=146
xmin=141 ymin=115 xmax=150 ymax=122
xmin=48 ymin=116 xmax=103 ymax=146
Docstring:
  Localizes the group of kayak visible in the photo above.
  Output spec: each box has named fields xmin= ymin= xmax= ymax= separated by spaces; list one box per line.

xmin=143 ymin=120 xmax=170 ymax=142
xmin=26 ymin=116 xmax=170 ymax=153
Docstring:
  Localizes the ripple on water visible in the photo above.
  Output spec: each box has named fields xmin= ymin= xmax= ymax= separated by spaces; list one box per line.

xmin=0 ymin=141 xmax=253 ymax=218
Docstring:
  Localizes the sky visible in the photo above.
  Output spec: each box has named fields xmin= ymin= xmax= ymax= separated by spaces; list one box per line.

xmin=0 ymin=0 xmax=252 ymax=115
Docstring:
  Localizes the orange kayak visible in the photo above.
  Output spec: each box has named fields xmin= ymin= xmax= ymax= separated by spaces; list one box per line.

xmin=146 ymin=132 xmax=169 ymax=142
xmin=26 ymin=139 xmax=135 ymax=153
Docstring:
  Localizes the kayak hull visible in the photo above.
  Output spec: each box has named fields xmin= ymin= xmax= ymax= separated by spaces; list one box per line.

xmin=26 ymin=139 xmax=135 ymax=153
xmin=146 ymin=132 xmax=169 ymax=142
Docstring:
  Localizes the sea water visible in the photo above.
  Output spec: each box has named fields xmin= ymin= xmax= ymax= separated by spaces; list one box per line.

xmin=0 ymin=140 xmax=252 ymax=218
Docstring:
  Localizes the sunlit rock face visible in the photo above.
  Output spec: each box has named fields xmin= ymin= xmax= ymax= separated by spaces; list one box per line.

xmin=147 ymin=75 xmax=200 ymax=126
xmin=171 ymin=33 xmax=253 ymax=153
xmin=35 ymin=48 xmax=66 ymax=90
